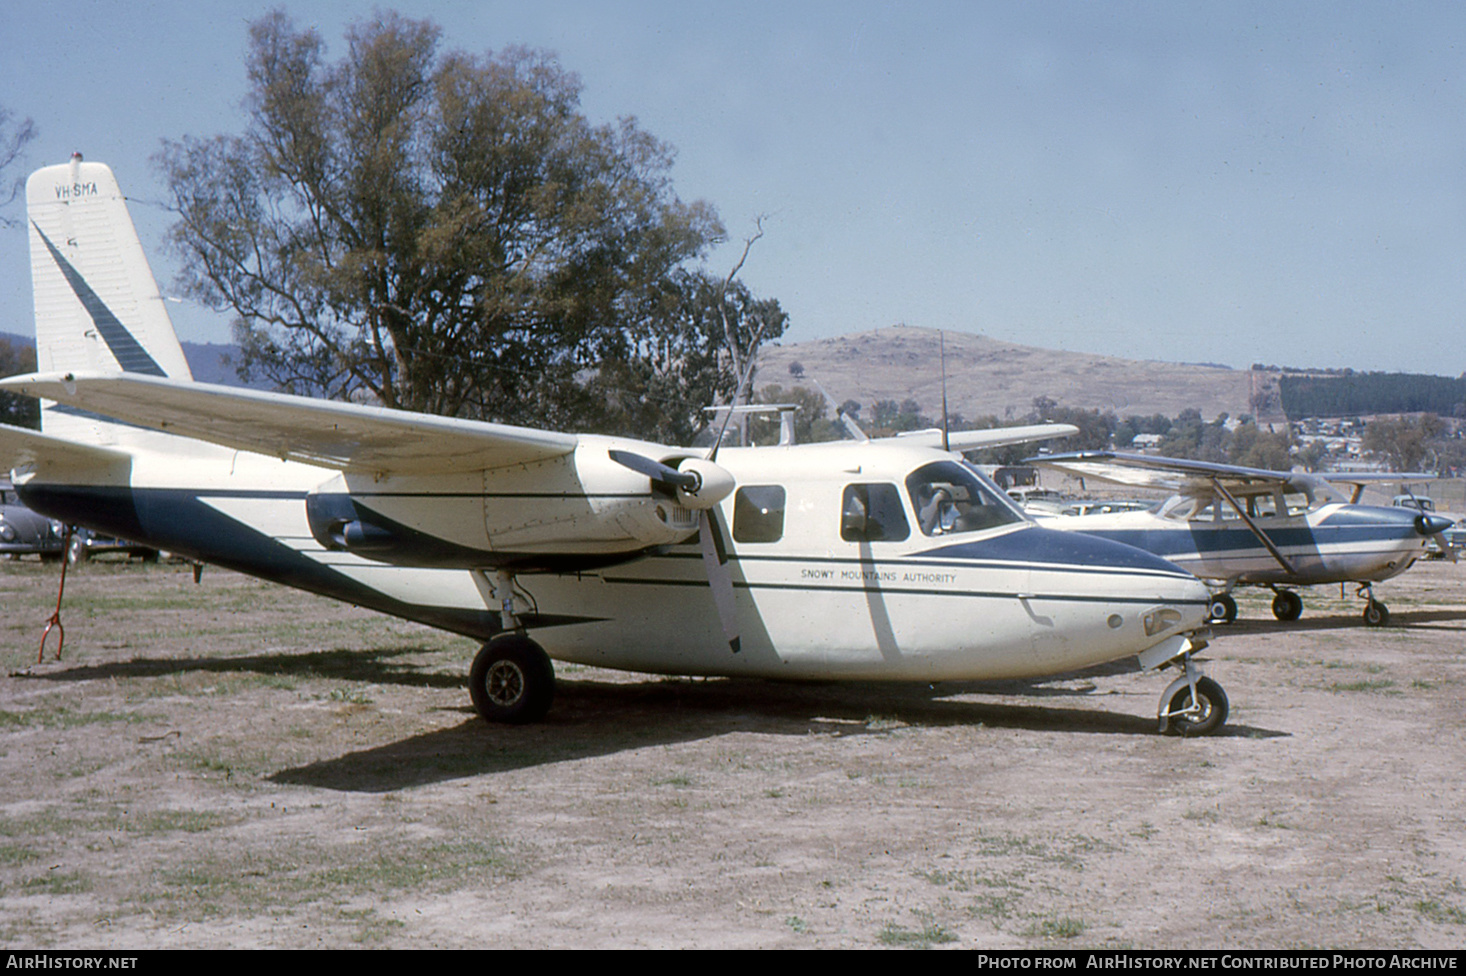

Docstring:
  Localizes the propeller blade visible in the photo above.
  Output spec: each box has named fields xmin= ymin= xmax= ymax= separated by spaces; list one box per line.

xmin=699 ymin=509 xmax=741 ymax=653
xmin=608 ymin=449 xmax=699 ymax=492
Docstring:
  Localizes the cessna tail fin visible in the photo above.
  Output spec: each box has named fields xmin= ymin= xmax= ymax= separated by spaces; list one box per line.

xmin=27 ymin=155 xmax=192 ymax=443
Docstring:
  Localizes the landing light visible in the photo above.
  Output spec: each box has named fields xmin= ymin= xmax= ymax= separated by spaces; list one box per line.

xmin=1144 ymin=608 xmax=1183 ymax=637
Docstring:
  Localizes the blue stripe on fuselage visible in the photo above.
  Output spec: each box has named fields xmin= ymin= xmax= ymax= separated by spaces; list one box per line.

xmin=15 ymin=483 xmax=521 ymax=640
xmin=917 ymin=525 xmax=1196 ymax=577
xmin=1072 ymin=509 xmax=1420 ymax=560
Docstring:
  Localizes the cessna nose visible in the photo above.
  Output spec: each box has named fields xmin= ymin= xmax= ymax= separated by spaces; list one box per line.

xmin=1415 ymin=513 xmax=1454 ymax=537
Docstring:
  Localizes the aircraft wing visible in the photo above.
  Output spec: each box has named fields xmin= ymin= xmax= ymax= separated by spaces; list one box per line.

xmin=895 ymin=423 xmax=1079 ymax=452
xmin=1 ymin=422 xmax=133 ymax=473
xmin=1026 ymin=450 xmax=1305 ymax=495
xmin=1319 ymin=472 xmax=1436 ymax=487
xmin=0 ymin=372 xmax=581 ymax=474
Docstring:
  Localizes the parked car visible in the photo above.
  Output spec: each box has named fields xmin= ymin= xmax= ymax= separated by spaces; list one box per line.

xmin=1 ymin=482 xmax=67 ymax=560
xmin=67 ymin=528 xmax=161 ymax=563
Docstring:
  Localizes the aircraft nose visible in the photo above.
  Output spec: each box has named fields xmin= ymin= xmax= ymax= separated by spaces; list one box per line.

xmin=1023 ymin=526 xmax=1212 ymax=618
xmin=1416 ymin=513 xmax=1454 ymax=537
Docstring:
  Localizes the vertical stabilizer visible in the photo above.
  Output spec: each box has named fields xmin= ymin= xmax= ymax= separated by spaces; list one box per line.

xmin=28 ymin=155 xmax=193 ymax=442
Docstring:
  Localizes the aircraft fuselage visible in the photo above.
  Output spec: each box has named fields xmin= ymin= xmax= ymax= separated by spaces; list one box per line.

xmin=17 ymin=438 xmax=1212 ymax=683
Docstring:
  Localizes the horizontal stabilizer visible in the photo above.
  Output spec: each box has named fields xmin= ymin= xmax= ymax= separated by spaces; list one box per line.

xmin=897 ymin=423 xmax=1079 ymax=452
xmin=0 ymin=423 xmax=132 ymax=474
xmin=0 ymin=372 xmax=580 ymax=474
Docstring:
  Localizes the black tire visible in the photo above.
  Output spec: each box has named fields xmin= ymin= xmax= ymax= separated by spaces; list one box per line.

xmin=1165 ymin=676 xmax=1229 ymax=737
xmin=1271 ymin=590 xmax=1303 ymax=622
xmin=1208 ymin=593 xmax=1237 ymax=624
xmin=1362 ymin=601 xmax=1389 ymax=627
xmin=468 ymin=634 xmax=554 ymax=724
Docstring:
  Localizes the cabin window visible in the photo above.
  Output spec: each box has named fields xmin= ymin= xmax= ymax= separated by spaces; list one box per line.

xmin=905 ymin=461 xmax=1025 ymax=536
xmin=1246 ymin=493 xmax=1280 ymax=518
xmin=841 ymin=483 xmax=909 ymax=542
xmin=1283 ymin=490 xmax=1311 ymax=516
xmin=733 ymin=486 xmax=786 ymax=543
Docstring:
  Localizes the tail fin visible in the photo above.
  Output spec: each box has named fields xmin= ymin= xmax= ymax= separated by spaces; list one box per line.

xmin=28 ymin=155 xmax=193 ymax=442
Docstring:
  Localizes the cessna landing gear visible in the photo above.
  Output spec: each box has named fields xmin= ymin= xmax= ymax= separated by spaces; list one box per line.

xmin=1357 ymin=584 xmax=1390 ymax=627
xmin=1362 ymin=600 xmax=1390 ymax=626
xmin=469 ymin=633 xmax=555 ymax=724
xmin=1207 ymin=593 xmax=1237 ymax=624
xmin=1270 ymin=588 xmax=1303 ymax=621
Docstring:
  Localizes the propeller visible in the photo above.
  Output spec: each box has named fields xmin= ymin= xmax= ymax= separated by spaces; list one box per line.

xmin=609 ymin=448 xmax=741 ymax=652
xmin=607 ymin=450 xmax=734 ymax=510
xmin=608 ymin=337 xmax=765 ymax=654
xmin=1414 ymin=512 xmax=1458 ymax=562
xmin=1402 ymin=488 xmax=1457 ymax=562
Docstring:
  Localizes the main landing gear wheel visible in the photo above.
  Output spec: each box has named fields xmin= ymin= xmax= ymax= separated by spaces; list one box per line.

xmin=1362 ymin=601 xmax=1390 ymax=627
xmin=469 ymin=634 xmax=555 ymax=724
xmin=1271 ymin=589 xmax=1303 ymax=621
xmin=1164 ymin=676 xmax=1229 ymax=737
xmin=1208 ymin=593 xmax=1238 ymax=624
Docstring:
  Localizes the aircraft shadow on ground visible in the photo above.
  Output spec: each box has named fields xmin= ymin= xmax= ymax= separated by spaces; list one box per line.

xmin=13 ymin=645 xmax=464 ymax=690
xmin=1222 ymin=607 xmax=1466 ymax=634
xmin=270 ymin=665 xmax=1285 ymax=794
xmin=14 ymin=646 xmax=1283 ymax=793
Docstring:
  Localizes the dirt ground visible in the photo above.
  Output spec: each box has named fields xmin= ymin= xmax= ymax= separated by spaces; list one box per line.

xmin=1 ymin=555 xmax=1464 ymax=949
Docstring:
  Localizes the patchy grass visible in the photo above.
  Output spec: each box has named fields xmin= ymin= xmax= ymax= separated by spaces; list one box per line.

xmin=1328 ymin=679 xmax=1399 ymax=694
xmin=877 ymin=911 xmax=957 ymax=948
xmin=1023 ymin=915 xmax=1088 ymax=939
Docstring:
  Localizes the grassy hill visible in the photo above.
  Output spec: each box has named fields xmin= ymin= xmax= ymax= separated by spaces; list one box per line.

xmin=7 ymin=325 xmax=1262 ymax=423
xmin=755 ymin=326 xmax=1258 ymax=423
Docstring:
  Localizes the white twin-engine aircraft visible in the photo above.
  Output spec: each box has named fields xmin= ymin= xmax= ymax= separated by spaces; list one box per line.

xmin=1 ymin=158 xmax=1224 ymax=735
xmin=1030 ymin=451 xmax=1453 ymax=626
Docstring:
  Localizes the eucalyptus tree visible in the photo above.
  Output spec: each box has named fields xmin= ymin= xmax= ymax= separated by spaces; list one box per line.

xmin=159 ymin=11 xmax=778 ymax=436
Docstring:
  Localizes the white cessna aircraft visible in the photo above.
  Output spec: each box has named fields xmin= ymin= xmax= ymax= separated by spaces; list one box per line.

xmin=1029 ymin=451 xmax=1452 ymax=626
xmin=1 ymin=158 xmax=1224 ymax=734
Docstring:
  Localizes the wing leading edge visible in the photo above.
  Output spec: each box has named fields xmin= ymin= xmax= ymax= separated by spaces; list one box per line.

xmin=0 ymin=372 xmax=580 ymax=474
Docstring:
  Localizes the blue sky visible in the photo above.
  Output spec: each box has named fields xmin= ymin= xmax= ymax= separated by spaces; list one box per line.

xmin=3 ymin=1 xmax=1464 ymax=376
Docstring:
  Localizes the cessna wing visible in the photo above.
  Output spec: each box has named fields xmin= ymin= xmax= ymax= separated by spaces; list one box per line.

xmin=1026 ymin=450 xmax=1309 ymax=496
xmin=0 ymin=371 xmax=580 ymax=475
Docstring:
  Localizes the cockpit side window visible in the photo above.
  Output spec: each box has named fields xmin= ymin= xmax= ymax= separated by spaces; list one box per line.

xmin=841 ymin=483 xmax=910 ymax=542
xmin=904 ymin=461 xmax=1025 ymax=537
xmin=733 ymin=486 xmax=786 ymax=543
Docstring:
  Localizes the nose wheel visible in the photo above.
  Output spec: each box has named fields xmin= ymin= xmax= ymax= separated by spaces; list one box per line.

xmin=1154 ymin=650 xmax=1229 ymax=737
xmin=1161 ymin=675 xmax=1229 ymax=736
xmin=1207 ymin=592 xmax=1237 ymax=624
xmin=1357 ymin=584 xmax=1390 ymax=627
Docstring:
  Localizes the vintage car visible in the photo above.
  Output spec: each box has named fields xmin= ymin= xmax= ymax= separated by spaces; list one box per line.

xmin=1 ymin=481 xmax=67 ymax=559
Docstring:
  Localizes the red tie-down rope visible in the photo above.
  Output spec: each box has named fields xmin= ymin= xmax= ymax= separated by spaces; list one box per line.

xmin=38 ymin=526 xmax=73 ymax=663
